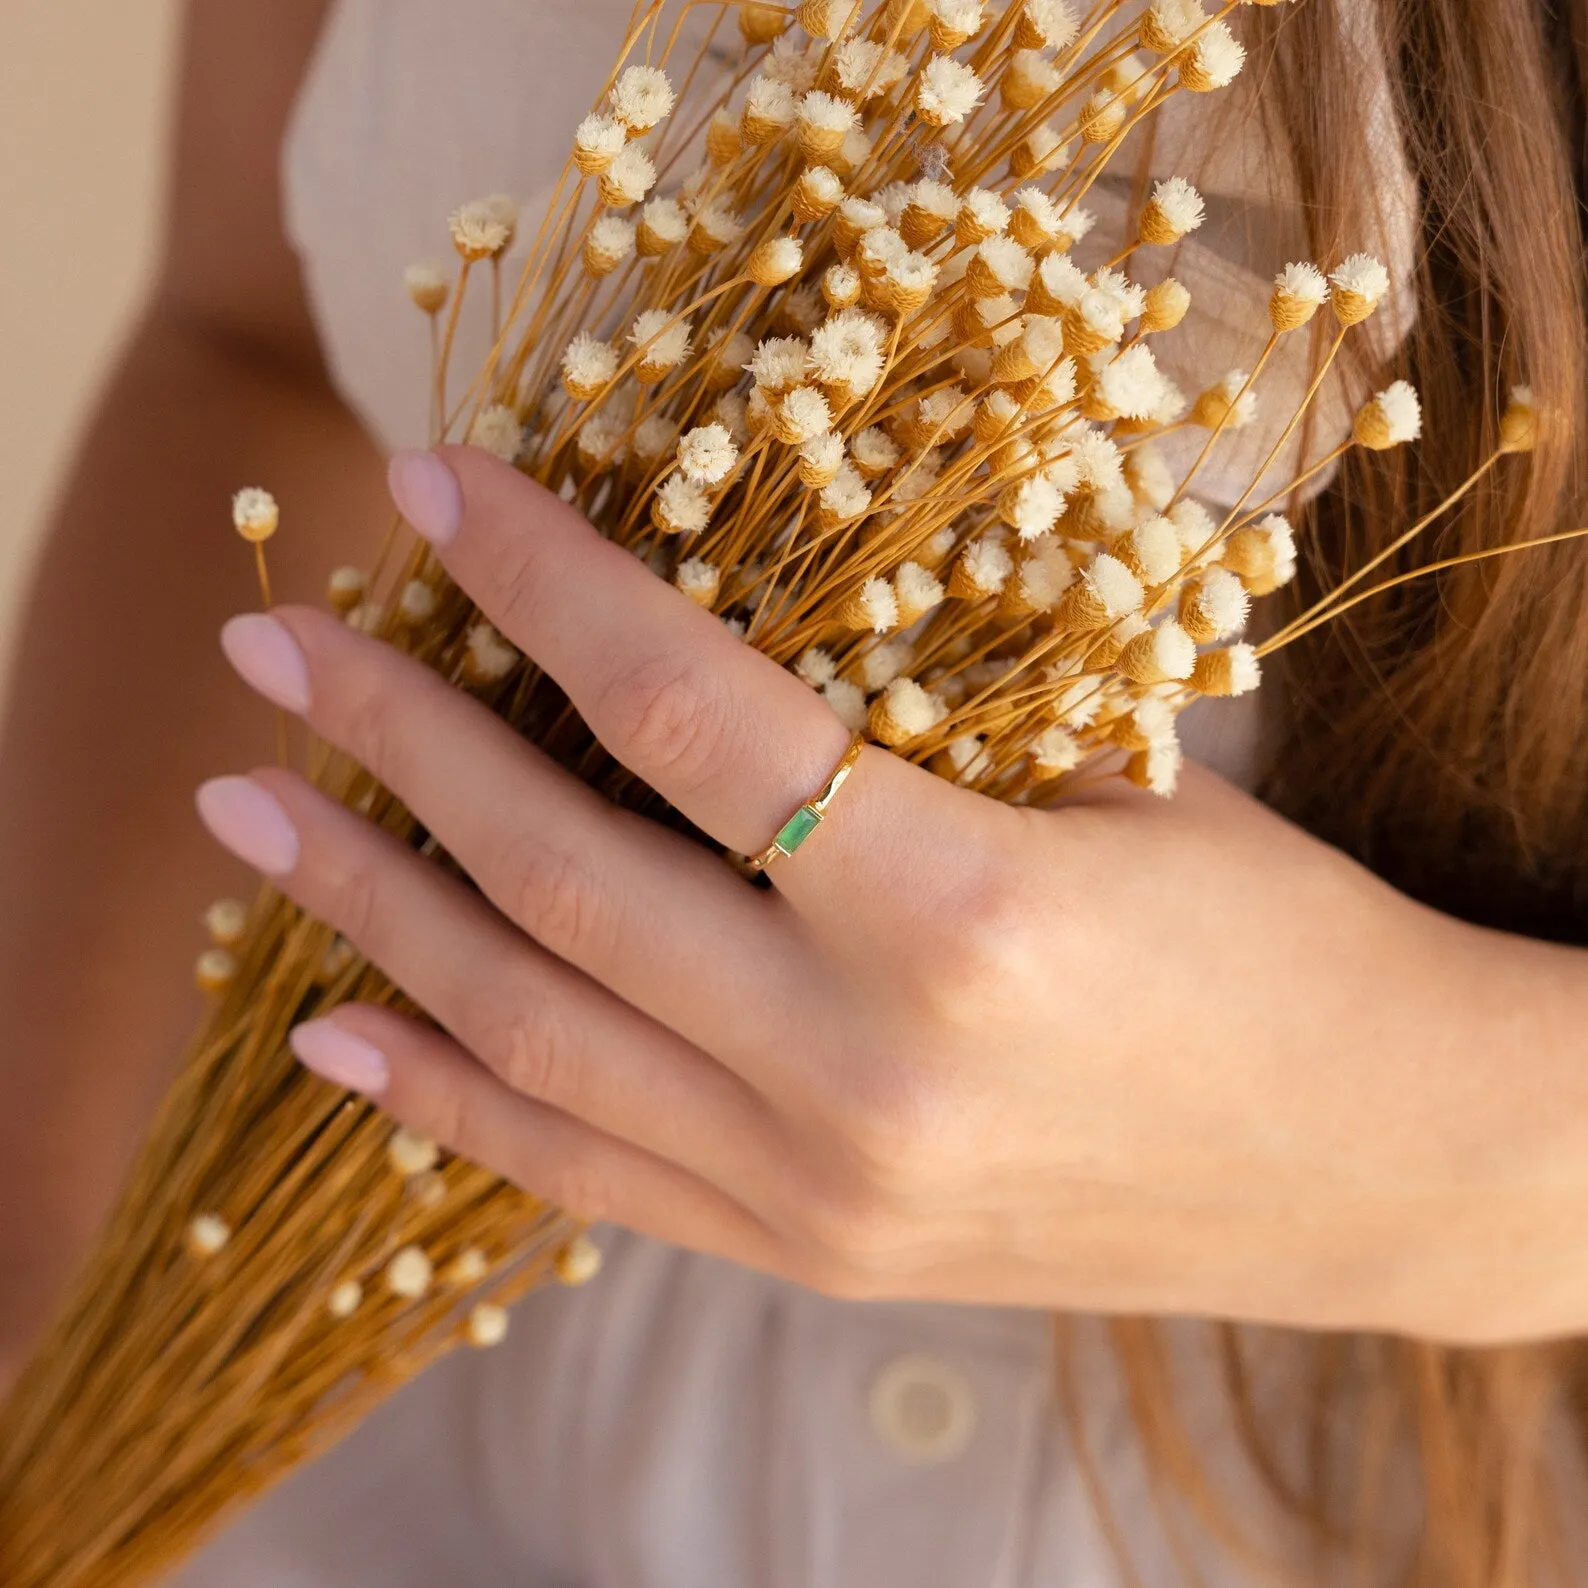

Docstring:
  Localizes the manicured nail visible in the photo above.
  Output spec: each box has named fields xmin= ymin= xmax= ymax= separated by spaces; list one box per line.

xmin=195 ymin=777 xmax=300 ymax=876
xmin=388 ymin=450 xmax=463 ymax=547
xmin=220 ymin=613 xmax=311 ymax=712
xmin=290 ymin=1020 xmax=390 ymax=1094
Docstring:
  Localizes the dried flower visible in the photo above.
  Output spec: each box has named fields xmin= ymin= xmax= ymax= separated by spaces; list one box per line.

xmin=194 ymin=949 xmax=236 ymax=994
xmin=561 ymin=332 xmax=620 ymax=401
xmin=1270 ymin=262 xmax=1329 ymax=332
xmin=609 ymin=65 xmax=675 ymax=133
xmin=204 ymin=898 xmax=248 ymax=948
xmin=583 ymin=214 xmax=636 ymax=275
xmin=599 ymin=143 xmax=657 ymax=207
xmin=1192 ymin=642 xmax=1262 ymax=697
xmin=449 ymin=200 xmax=512 ymax=261
xmin=185 ymin=1215 xmax=231 ymax=1258
xmin=387 ymin=1128 xmax=441 ymax=1178
xmin=466 ymin=1303 xmax=511 ymax=1349
xmin=574 ymin=113 xmax=628 ymax=175
xmin=1329 ymin=253 xmax=1390 ymax=326
xmin=1180 ymin=21 xmax=1245 ymax=90
xmin=404 ymin=263 xmax=450 ymax=315
xmin=1139 ymin=178 xmax=1204 ymax=245
xmin=554 ymin=1233 xmax=605 ymax=1286
xmin=385 ymin=1246 xmax=434 ymax=1300
xmin=630 ymin=308 xmax=692 ymax=382
xmin=326 ymin=566 xmax=366 ymax=614
xmin=653 ymin=475 xmax=713 ymax=535
xmin=1141 ymin=0 xmax=1205 ymax=53
xmin=462 ymin=622 xmax=518 ymax=685
xmin=1500 ymin=384 xmax=1538 ymax=454
xmin=1354 ymin=380 xmax=1423 ymax=450
xmin=468 ymin=404 xmax=525 ymax=464
xmin=915 ymin=55 xmax=984 ymax=126
xmin=677 ymin=424 xmax=739 ymax=486
xmin=231 ymin=488 xmax=279 ymax=543
xmin=1015 ymin=0 xmax=1079 ymax=49
xmin=674 ymin=557 xmax=722 ymax=606
xmin=327 ymin=1280 xmax=363 ymax=1319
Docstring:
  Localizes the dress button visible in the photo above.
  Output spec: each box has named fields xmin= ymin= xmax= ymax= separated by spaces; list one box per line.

xmin=867 ymin=1353 xmax=978 ymax=1466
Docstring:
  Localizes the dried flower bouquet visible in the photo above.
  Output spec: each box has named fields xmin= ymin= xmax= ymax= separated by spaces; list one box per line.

xmin=0 ymin=1 xmax=1552 ymax=1583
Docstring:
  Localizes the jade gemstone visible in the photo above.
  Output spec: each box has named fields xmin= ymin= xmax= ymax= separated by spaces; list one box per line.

xmin=774 ymin=804 xmax=823 ymax=855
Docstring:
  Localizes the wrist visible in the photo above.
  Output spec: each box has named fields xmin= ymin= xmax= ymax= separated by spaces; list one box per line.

xmin=1372 ymin=905 xmax=1588 ymax=1343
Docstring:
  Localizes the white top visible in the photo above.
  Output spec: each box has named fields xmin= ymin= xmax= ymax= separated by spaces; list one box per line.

xmin=179 ymin=5 xmax=1417 ymax=1582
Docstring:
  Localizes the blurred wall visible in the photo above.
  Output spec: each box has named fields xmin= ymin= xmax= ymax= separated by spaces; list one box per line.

xmin=0 ymin=0 xmax=182 ymax=692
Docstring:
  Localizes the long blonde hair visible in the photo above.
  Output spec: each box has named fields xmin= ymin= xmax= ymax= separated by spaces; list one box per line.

xmin=1098 ymin=1 xmax=1588 ymax=1580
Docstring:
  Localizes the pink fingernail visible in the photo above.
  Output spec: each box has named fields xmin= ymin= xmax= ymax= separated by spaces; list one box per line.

xmin=221 ymin=613 xmax=311 ymax=712
xmin=195 ymin=777 xmax=300 ymax=876
xmin=290 ymin=1020 xmax=390 ymax=1094
xmin=388 ymin=450 xmax=463 ymax=547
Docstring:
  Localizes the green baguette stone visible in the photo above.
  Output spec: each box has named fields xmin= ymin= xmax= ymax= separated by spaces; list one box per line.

xmin=774 ymin=804 xmax=823 ymax=856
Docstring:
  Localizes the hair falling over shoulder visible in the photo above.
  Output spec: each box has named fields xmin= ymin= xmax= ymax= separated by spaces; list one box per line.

xmin=1104 ymin=2 xmax=1588 ymax=1581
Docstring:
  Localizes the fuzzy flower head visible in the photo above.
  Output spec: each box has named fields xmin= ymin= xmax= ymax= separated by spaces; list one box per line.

xmin=1141 ymin=0 xmax=1206 ymax=53
xmin=1500 ymin=384 xmax=1539 ymax=454
xmin=808 ymin=309 xmax=888 ymax=398
xmin=231 ymin=487 xmax=279 ymax=543
xmin=1016 ymin=0 xmax=1080 ymax=50
xmin=609 ymin=65 xmax=675 ymax=132
xmin=573 ymin=113 xmax=628 ymax=175
xmin=748 ymin=334 xmax=812 ymax=395
xmin=1140 ymin=177 xmax=1205 ymax=246
xmin=630 ymin=308 xmax=691 ymax=378
xmin=833 ymin=38 xmax=910 ymax=100
xmin=1354 ymin=379 xmax=1423 ymax=450
xmin=404 ymin=263 xmax=450 ymax=315
xmin=1180 ymin=21 xmax=1245 ymax=90
xmin=676 ymin=423 xmax=739 ymax=486
xmin=1270 ymin=261 xmax=1330 ymax=332
xmin=560 ymin=331 xmax=620 ymax=400
xmin=653 ymin=474 xmax=713 ymax=535
xmin=468 ymin=404 xmax=524 ymax=464
xmin=599 ymin=143 xmax=656 ymax=207
xmin=1330 ymin=253 xmax=1391 ymax=326
xmin=1192 ymin=371 xmax=1258 ymax=431
xmin=449 ymin=199 xmax=512 ymax=261
xmin=1094 ymin=344 xmax=1168 ymax=421
xmin=916 ymin=55 xmax=984 ymax=126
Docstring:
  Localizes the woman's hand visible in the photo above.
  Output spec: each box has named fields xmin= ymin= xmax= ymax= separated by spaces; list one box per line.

xmin=198 ymin=447 xmax=1588 ymax=1345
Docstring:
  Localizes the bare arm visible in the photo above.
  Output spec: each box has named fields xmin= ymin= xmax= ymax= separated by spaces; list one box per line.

xmin=0 ymin=0 xmax=390 ymax=1364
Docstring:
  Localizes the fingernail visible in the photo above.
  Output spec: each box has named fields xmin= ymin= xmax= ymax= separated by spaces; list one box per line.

xmin=290 ymin=1019 xmax=390 ymax=1094
xmin=220 ymin=613 xmax=311 ymax=712
xmin=195 ymin=776 xmax=300 ymax=876
xmin=389 ymin=450 xmax=463 ymax=547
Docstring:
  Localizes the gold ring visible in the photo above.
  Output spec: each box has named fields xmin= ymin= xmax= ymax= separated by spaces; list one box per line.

xmin=745 ymin=734 xmax=865 ymax=872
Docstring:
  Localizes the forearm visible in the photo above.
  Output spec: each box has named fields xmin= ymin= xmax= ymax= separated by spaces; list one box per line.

xmin=1404 ymin=906 xmax=1588 ymax=1343
xmin=0 ymin=305 xmax=385 ymax=1359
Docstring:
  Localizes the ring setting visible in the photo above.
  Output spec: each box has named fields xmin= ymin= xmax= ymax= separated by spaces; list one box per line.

xmin=745 ymin=735 xmax=865 ymax=872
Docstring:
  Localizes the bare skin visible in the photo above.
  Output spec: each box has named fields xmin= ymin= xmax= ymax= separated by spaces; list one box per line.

xmin=6 ymin=0 xmax=1588 ymax=1395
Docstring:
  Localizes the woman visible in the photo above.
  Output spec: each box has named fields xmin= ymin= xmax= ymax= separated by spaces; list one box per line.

xmin=4 ymin=0 xmax=1588 ymax=1581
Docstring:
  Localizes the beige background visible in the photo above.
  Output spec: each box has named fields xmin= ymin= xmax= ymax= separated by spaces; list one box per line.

xmin=0 ymin=0 xmax=182 ymax=689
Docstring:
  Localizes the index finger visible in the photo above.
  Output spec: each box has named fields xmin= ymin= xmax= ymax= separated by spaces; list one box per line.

xmin=391 ymin=444 xmax=917 ymax=890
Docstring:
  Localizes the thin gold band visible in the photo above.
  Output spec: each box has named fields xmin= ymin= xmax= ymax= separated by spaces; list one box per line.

xmin=746 ymin=734 xmax=865 ymax=872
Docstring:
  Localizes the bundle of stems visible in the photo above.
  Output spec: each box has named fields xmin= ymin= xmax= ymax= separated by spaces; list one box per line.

xmin=0 ymin=0 xmax=1551 ymax=1582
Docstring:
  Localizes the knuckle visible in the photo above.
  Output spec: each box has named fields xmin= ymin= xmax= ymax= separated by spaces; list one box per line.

xmin=339 ymin=674 xmax=406 ymax=784
xmin=912 ymin=861 xmax=1044 ymax=1027
xmin=488 ymin=992 xmax=582 ymax=1110
xmin=485 ymin=530 xmax=549 ymax=643
xmin=817 ymin=1059 xmax=967 ymax=1198
xmin=599 ymin=652 xmax=730 ymax=791
xmin=545 ymin=1158 xmax=620 ymax=1226
xmin=791 ymin=1191 xmax=908 ymax=1297
xmin=322 ymin=850 xmax=383 ymax=948
xmin=495 ymin=832 xmax=613 ymax=961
